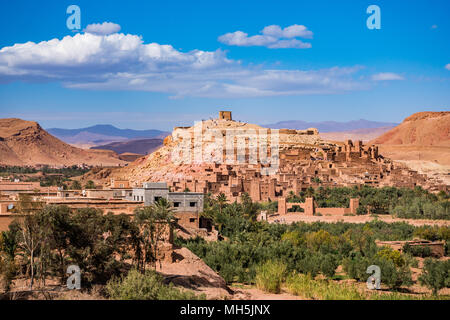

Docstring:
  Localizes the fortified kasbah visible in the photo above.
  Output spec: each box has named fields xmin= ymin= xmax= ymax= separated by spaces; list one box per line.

xmin=0 ymin=111 xmax=448 ymax=232
xmin=92 ymin=111 xmax=448 ymax=200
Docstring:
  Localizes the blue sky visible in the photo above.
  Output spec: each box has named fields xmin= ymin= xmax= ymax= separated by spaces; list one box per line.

xmin=0 ymin=0 xmax=449 ymax=130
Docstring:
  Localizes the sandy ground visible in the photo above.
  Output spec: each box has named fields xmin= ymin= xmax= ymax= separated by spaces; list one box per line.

xmin=231 ymin=285 xmax=303 ymax=300
xmin=268 ymin=213 xmax=450 ymax=227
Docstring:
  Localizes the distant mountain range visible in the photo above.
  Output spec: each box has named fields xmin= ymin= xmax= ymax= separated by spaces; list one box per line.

xmin=264 ymin=119 xmax=399 ymax=133
xmin=47 ymin=124 xmax=170 ymax=145
xmin=91 ymin=138 xmax=164 ymax=156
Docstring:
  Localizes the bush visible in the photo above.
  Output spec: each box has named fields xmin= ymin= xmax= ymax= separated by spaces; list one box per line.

xmin=295 ymin=252 xmax=321 ymax=278
xmin=403 ymin=244 xmax=433 ymax=258
xmin=84 ymin=180 xmax=96 ymax=189
xmin=319 ymin=254 xmax=339 ymax=278
xmin=0 ymin=257 xmax=16 ymax=292
xmin=376 ymin=247 xmax=406 ymax=267
xmin=375 ymin=257 xmax=413 ymax=290
xmin=106 ymin=269 xmax=204 ymax=300
xmin=343 ymin=252 xmax=413 ymax=290
xmin=255 ymin=260 xmax=287 ymax=294
xmin=419 ymin=259 xmax=450 ymax=295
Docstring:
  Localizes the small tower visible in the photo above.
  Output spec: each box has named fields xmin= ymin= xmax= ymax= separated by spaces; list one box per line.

xmin=219 ymin=111 xmax=232 ymax=120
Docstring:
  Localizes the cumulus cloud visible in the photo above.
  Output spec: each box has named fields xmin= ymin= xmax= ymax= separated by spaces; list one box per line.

xmin=0 ymin=31 xmax=366 ymax=98
xmin=218 ymin=24 xmax=312 ymax=49
xmin=445 ymin=64 xmax=450 ymax=71
xmin=83 ymin=22 xmax=121 ymax=35
xmin=371 ymin=72 xmax=404 ymax=81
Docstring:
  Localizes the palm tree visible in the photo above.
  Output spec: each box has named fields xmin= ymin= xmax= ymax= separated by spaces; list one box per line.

xmin=134 ymin=198 xmax=175 ymax=270
xmin=153 ymin=198 xmax=175 ymax=223
xmin=216 ymin=193 xmax=227 ymax=215
xmin=306 ymin=187 xmax=315 ymax=198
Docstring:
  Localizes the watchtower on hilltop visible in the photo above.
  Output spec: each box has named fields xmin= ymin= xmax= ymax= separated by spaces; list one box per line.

xmin=219 ymin=111 xmax=232 ymax=121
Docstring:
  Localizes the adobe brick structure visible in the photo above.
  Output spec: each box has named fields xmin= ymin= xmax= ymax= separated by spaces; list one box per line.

xmin=161 ymin=136 xmax=445 ymax=205
xmin=116 ymin=111 xmax=450 ymax=206
xmin=376 ymin=240 xmax=445 ymax=258
xmin=110 ymin=179 xmax=130 ymax=189
xmin=277 ymin=197 xmax=359 ymax=215
xmin=219 ymin=111 xmax=232 ymax=120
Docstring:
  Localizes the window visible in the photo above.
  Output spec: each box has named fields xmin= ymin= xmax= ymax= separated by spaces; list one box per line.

xmin=189 ymin=218 xmax=196 ymax=223
xmin=173 ymin=202 xmax=181 ymax=207
xmin=154 ymin=196 xmax=162 ymax=202
xmin=190 ymin=202 xmax=197 ymax=207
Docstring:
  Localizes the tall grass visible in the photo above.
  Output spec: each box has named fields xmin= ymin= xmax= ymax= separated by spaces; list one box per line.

xmin=284 ymin=273 xmax=445 ymax=300
xmin=106 ymin=269 xmax=205 ymax=300
xmin=255 ymin=260 xmax=287 ymax=294
xmin=285 ymin=273 xmax=364 ymax=300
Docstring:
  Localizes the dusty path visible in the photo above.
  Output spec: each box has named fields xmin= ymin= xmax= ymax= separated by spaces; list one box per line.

xmin=230 ymin=285 xmax=304 ymax=300
xmin=268 ymin=213 xmax=450 ymax=227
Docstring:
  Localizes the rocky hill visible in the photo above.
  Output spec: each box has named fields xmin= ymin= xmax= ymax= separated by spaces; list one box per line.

xmin=0 ymin=118 xmax=126 ymax=166
xmin=370 ymin=111 xmax=450 ymax=146
xmin=81 ymin=116 xmax=324 ymax=186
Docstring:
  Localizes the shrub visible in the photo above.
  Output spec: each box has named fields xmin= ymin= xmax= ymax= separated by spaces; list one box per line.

xmin=419 ymin=259 xmax=450 ymax=295
xmin=106 ymin=269 xmax=204 ymax=300
xmin=374 ymin=257 xmax=413 ymax=290
xmin=403 ymin=244 xmax=433 ymax=258
xmin=319 ymin=254 xmax=339 ymax=278
xmin=376 ymin=247 xmax=406 ymax=267
xmin=343 ymin=252 xmax=413 ymax=290
xmin=296 ymin=253 xmax=321 ymax=278
xmin=0 ymin=258 xmax=16 ymax=292
xmin=255 ymin=260 xmax=287 ymax=294
xmin=281 ymin=231 xmax=303 ymax=247
xmin=342 ymin=253 xmax=370 ymax=282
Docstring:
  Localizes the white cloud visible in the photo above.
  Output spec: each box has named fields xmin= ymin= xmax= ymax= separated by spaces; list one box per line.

xmin=83 ymin=22 xmax=121 ymax=35
xmin=218 ymin=24 xmax=312 ymax=49
xmin=262 ymin=24 xmax=313 ymax=39
xmin=0 ymin=30 xmax=366 ymax=98
xmin=371 ymin=72 xmax=404 ymax=81
xmin=445 ymin=64 xmax=450 ymax=71
xmin=431 ymin=24 xmax=438 ymax=29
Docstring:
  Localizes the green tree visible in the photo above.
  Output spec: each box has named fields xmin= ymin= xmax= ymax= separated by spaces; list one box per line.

xmin=419 ymin=258 xmax=450 ymax=295
xmin=134 ymin=200 xmax=175 ymax=271
xmin=71 ymin=180 xmax=82 ymax=190
xmin=84 ymin=180 xmax=96 ymax=189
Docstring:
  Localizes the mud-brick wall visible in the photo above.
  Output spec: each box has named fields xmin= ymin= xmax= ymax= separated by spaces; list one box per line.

xmin=0 ymin=215 xmax=14 ymax=232
xmin=315 ymin=208 xmax=350 ymax=215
